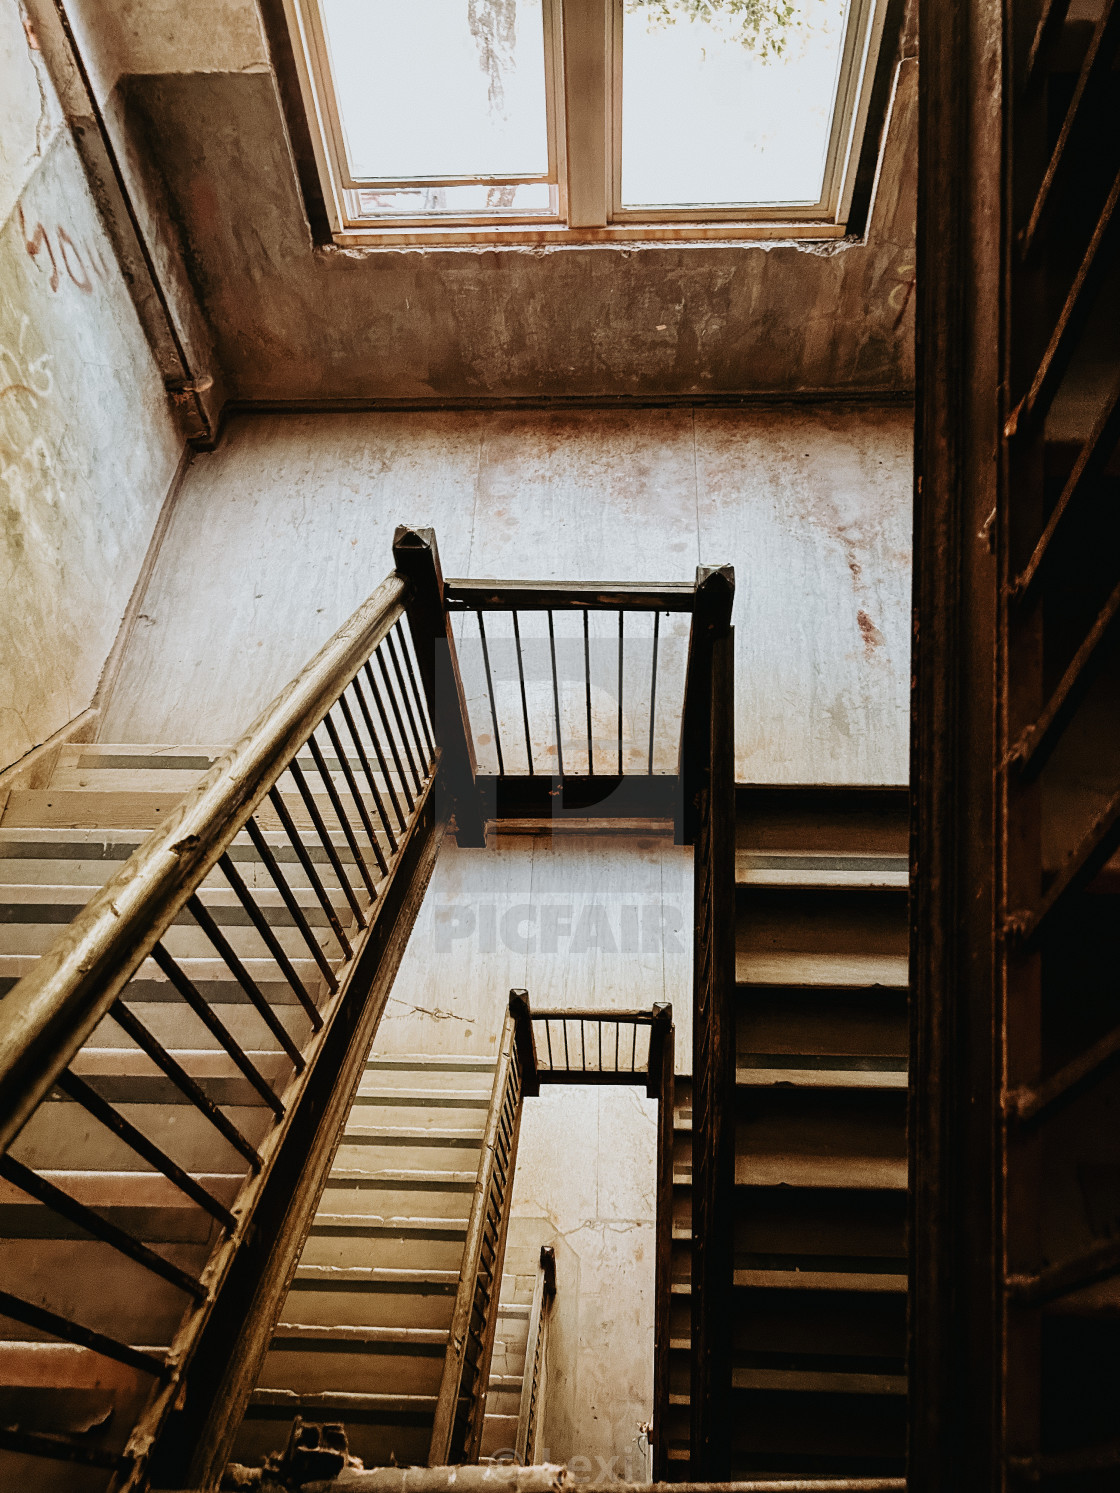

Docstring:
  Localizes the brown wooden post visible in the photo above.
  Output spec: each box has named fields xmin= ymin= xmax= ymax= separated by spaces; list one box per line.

xmin=393 ymin=526 xmax=486 ymax=847
xmin=653 ymin=1011 xmax=676 ymax=1481
xmin=509 ymin=988 xmax=540 ymax=1098
xmin=690 ymin=618 xmax=736 ymax=1479
xmin=910 ymin=1 xmax=1005 ymax=1489
xmin=676 ymin=565 xmax=735 ymax=845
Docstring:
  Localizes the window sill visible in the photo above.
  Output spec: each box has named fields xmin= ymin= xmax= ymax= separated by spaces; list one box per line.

xmin=327 ymin=220 xmax=851 ymax=250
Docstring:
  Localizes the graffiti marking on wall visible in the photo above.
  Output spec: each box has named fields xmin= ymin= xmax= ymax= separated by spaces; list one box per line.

xmin=17 ymin=204 xmax=111 ymax=295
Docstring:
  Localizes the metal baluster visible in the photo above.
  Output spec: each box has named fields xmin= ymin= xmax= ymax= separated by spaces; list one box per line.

xmin=386 ymin=627 xmax=429 ymax=778
xmin=544 ymin=1018 xmax=554 ymax=1072
xmin=218 ymin=850 xmax=323 ymax=1027
xmin=631 ymin=1020 xmax=638 ymax=1073
xmin=321 ymin=711 xmax=390 ymax=878
xmin=245 ymin=818 xmax=339 ymax=993
xmin=352 ymin=669 xmax=408 ymax=831
xmin=580 ymin=1018 xmax=587 ymax=1072
xmin=150 ymin=943 xmax=285 ymax=1117
xmin=395 ymin=621 xmax=436 ymax=764
xmin=584 ymin=610 xmax=594 ymax=776
xmin=0 ymin=1154 xmax=202 ymax=1298
xmin=337 ymin=688 xmax=399 ymax=855
xmin=0 ymin=1287 xmax=169 ymax=1380
xmin=187 ymin=893 xmax=305 ymax=1069
xmin=305 ymin=735 xmax=378 ymax=899
xmin=110 ymin=998 xmax=260 ymax=1167
xmin=375 ymin=644 xmax=421 ymax=792
xmin=272 ymin=778 xmax=358 ymax=946
xmin=648 ymin=610 xmax=661 ymax=774
xmin=618 ymin=609 xmax=625 ymax=775
xmin=54 ymin=1069 xmax=236 ymax=1230
xmin=476 ymin=610 xmax=505 ymax=776
xmin=512 ymin=610 xmax=534 ymax=775
xmin=561 ymin=1018 xmax=570 ymax=1071
xmin=289 ymin=757 xmax=368 ymax=920
xmin=365 ymin=660 xmax=415 ymax=814
xmin=548 ymin=609 xmax=564 ymax=778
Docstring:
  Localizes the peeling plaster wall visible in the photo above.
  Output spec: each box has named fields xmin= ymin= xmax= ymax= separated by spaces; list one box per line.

xmin=114 ymin=58 xmax=916 ymax=401
xmin=85 ymin=0 xmax=916 ymax=403
xmin=0 ymin=0 xmax=181 ymax=770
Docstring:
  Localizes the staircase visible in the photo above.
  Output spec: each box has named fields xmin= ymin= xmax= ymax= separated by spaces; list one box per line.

xmin=233 ymin=1052 xmax=496 ymax=1470
xmin=667 ymin=785 xmax=910 ymax=1479
xmin=0 ymin=743 xmax=280 ymax=1490
xmin=478 ymin=1234 xmax=538 ymax=1461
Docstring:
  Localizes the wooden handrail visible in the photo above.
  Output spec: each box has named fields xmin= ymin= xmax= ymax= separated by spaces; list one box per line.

xmin=0 ymin=571 xmax=408 ymax=1156
xmin=430 ymin=1000 xmax=527 ymax=1464
xmin=444 ymin=580 xmax=697 ymax=612
xmin=516 ymin=1245 xmax=557 ymax=1466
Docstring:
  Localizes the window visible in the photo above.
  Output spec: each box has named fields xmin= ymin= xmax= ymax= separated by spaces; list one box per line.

xmin=282 ymin=0 xmax=889 ymax=243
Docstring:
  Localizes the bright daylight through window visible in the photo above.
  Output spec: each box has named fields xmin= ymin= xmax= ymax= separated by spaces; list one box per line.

xmin=282 ymin=0 xmax=888 ymax=240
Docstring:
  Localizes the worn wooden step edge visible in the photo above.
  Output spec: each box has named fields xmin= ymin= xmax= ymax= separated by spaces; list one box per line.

xmin=732 ymin=1367 xmax=908 ymax=1396
xmin=270 ymin=1323 xmax=448 ymax=1346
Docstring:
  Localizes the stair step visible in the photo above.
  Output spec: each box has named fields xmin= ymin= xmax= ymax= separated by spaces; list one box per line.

xmin=307 ymin=1215 xmax=468 ymax=1238
xmin=736 ymin=1156 xmax=908 ymax=1190
xmin=271 ymin=1324 xmax=446 ymax=1346
xmin=247 ymin=1387 xmax=436 ymax=1415
xmin=737 ymin=1062 xmax=907 ymax=1091
xmin=735 ymin=1269 xmax=908 ymax=1293
xmin=737 ymin=952 xmax=910 ymax=988
xmin=737 ymin=851 xmax=908 ymax=889
xmin=732 ymin=1367 xmax=908 ymax=1396
xmin=291 ymin=1266 xmax=459 ymax=1288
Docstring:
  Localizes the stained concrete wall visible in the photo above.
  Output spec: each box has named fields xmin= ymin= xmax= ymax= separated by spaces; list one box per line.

xmin=70 ymin=0 xmax=916 ymax=403
xmin=101 ymin=404 xmax=912 ymax=785
xmin=0 ymin=0 xmax=181 ymax=771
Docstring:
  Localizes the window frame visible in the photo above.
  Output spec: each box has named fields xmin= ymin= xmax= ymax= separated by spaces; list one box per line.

xmin=281 ymin=0 xmax=891 ymax=245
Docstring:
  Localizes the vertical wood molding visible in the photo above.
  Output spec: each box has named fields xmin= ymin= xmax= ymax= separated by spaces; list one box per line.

xmin=910 ymin=0 xmax=1006 ymax=1487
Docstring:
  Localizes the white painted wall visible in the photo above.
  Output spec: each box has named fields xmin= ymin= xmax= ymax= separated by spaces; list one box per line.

xmin=0 ymin=0 xmax=181 ymax=771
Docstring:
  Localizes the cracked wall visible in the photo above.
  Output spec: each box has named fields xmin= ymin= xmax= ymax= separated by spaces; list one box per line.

xmin=0 ymin=0 xmax=181 ymax=770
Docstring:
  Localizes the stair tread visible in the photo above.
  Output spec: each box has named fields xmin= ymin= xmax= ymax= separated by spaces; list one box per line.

xmin=292 ymin=1266 xmax=459 ymax=1286
xmin=736 ymin=1155 xmax=908 ymax=1190
xmin=737 ymin=851 xmax=908 ymax=890
xmin=733 ymin=1367 xmax=908 ymax=1396
xmin=737 ymin=952 xmax=910 ymax=988
xmin=272 ymin=1323 xmax=447 ymax=1345
xmin=735 ymin=1269 xmax=907 ymax=1292
xmin=736 ymin=1063 xmax=907 ymax=1090
xmin=248 ymin=1387 xmax=437 ymax=1411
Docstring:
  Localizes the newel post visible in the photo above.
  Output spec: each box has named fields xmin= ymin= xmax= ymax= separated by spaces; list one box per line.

xmin=392 ymin=526 xmax=486 ymax=847
xmin=509 ymin=989 xmax=540 ymax=1098
xmin=676 ymin=564 xmax=736 ymax=845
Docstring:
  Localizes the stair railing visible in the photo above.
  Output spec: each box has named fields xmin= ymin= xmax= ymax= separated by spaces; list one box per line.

xmin=0 ymin=535 xmax=474 ymax=1490
xmin=506 ymin=991 xmax=676 ymax=1475
xmin=443 ymin=576 xmax=697 ymax=822
xmin=430 ymin=999 xmax=528 ymax=1465
xmin=676 ymin=565 xmax=736 ymax=1478
xmin=515 ymin=1245 xmax=556 ymax=1467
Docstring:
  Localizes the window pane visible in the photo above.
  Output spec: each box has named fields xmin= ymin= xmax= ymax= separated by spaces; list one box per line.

xmin=320 ymin=0 xmax=550 ymax=182
xmin=621 ymin=0 xmax=852 ymax=209
xmin=353 ymin=184 xmax=556 ymax=218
